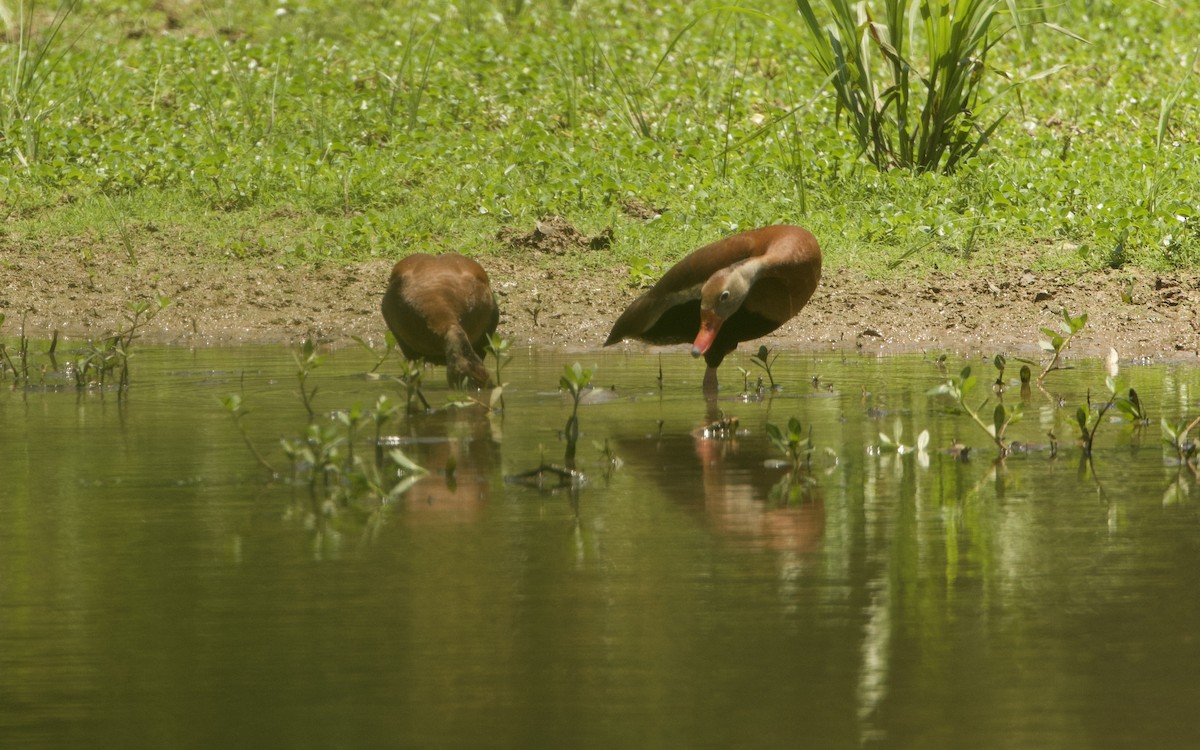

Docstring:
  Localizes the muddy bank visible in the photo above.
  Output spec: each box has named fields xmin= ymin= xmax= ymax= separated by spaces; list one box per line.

xmin=2 ymin=228 xmax=1198 ymax=364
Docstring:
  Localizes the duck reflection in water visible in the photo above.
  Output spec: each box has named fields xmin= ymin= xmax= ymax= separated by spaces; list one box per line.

xmin=618 ymin=422 xmax=824 ymax=553
xmin=392 ymin=408 xmax=498 ymax=524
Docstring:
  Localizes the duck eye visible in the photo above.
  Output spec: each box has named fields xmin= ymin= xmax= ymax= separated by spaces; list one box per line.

xmin=719 ymin=290 xmax=731 ymax=302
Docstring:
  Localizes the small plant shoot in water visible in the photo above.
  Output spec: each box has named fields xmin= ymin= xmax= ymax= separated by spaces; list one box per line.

xmin=68 ymin=295 xmax=172 ymax=393
xmin=992 ymin=353 xmax=1007 ymax=394
xmin=560 ymin=362 xmax=594 ymax=465
xmin=485 ymin=333 xmax=511 ymax=410
xmin=766 ymin=416 xmax=812 ymax=472
xmin=371 ymin=394 xmax=401 ymax=466
xmin=1162 ymin=417 xmax=1200 ymax=467
xmin=750 ymin=345 xmax=779 ymax=390
xmin=928 ymin=365 xmax=1022 ymax=457
xmin=351 ymin=331 xmax=395 ymax=373
xmin=1076 ymin=377 xmax=1123 ymax=457
xmin=223 ymin=393 xmax=278 ymax=474
xmin=1038 ymin=307 xmax=1088 ymax=383
xmin=294 ymin=339 xmax=323 ymax=420
xmin=877 ymin=417 xmax=931 ymax=467
xmin=392 ymin=355 xmax=430 ymax=414
xmin=228 ymin=386 xmax=427 ymax=521
xmin=764 ymin=416 xmax=828 ymax=504
xmin=1113 ymin=387 xmax=1150 ymax=426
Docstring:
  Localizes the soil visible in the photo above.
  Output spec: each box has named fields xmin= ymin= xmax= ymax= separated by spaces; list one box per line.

xmin=3 ymin=218 xmax=1199 ymax=364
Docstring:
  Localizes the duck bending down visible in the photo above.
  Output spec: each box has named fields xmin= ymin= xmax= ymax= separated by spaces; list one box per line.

xmin=604 ymin=225 xmax=822 ymax=393
xmin=381 ymin=253 xmax=500 ymax=389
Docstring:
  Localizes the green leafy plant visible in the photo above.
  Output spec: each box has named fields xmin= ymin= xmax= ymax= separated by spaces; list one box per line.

xmin=0 ymin=313 xmax=29 ymax=385
xmin=992 ymin=353 xmax=1007 ymax=393
xmin=626 ymin=256 xmax=657 ymax=288
xmin=929 ymin=364 xmax=1021 ymax=456
xmin=335 ymin=403 xmax=368 ymax=472
xmin=351 ymin=332 xmax=395 ymax=374
xmin=393 ymin=355 xmax=430 ymax=414
xmin=371 ymin=394 xmax=401 ymax=466
xmin=792 ymin=0 xmax=1017 ymax=173
xmin=72 ymin=295 xmax=171 ymax=392
xmin=485 ymin=333 xmax=511 ymax=385
xmin=765 ymin=415 xmax=826 ymax=503
xmin=281 ymin=422 xmax=344 ymax=496
xmin=1019 ymin=364 xmax=1032 ymax=400
xmin=2 ymin=0 xmax=84 ymax=164
xmin=222 ymin=393 xmax=278 ymax=474
xmin=593 ymin=438 xmax=623 ymax=481
xmin=766 ymin=415 xmax=813 ymax=472
xmin=559 ymin=362 xmax=594 ymax=464
xmin=1075 ymin=377 xmax=1121 ymax=456
xmin=485 ymin=333 xmax=512 ymax=411
xmin=1038 ymin=307 xmax=1088 ymax=383
xmin=1162 ymin=413 xmax=1200 ymax=468
xmin=877 ymin=417 xmax=931 ymax=466
xmin=378 ymin=21 xmax=442 ymax=134
xmin=525 ymin=291 xmax=543 ymax=329
xmin=1112 ymin=387 xmax=1149 ymax=426
xmin=750 ymin=345 xmax=779 ymax=390
xmin=294 ymin=338 xmax=322 ymax=420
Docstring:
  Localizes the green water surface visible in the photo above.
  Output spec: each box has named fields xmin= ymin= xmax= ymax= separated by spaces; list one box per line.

xmin=3 ymin=346 xmax=1200 ymax=749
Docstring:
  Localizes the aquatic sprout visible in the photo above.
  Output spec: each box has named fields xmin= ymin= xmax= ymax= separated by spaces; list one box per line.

xmin=560 ymin=362 xmax=594 ymax=464
xmin=371 ymin=395 xmax=401 ymax=466
xmin=765 ymin=416 xmax=823 ymax=504
xmin=750 ymin=345 xmax=779 ymax=389
xmin=992 ymin=353 xmax=1007 ymax=394
xmin=282 ymin=423 xmax=345 ymax=496
xmin=335 ymin=403 xmax=368 ymax=472
xmin=1161 ymin=417 xmax=1200 ymax=467
xmin=1038 ymin=307 xmax=1088 ymax=383
xmin=765 ymin=416 xmax=813 ymax=473
xmin=1112 ymin=387 xmax=1150 ymax=426
xmin=485 ymin=333 xmax=511 ymax=384
xmin=877 ymin=417 xmax=930 ymax=466
xmin=525 ymin=290 xmax=543 ymax=328
xmin=294 ymin=338 xmax=322 ymax=420
xmin=1019 ymin=364 xmax=1033 ymax=400
xmin=351 ymin=331 xmax=395 ymax=373
xmin=0 ymin=313 xmax=30 ymax=385
xmin=593 ymin=438 xmax=623 ymax=481
xmin=506 ymin=463 xmax=586 ymax=490
xmin=736 ymin=366 xmax=753 ymax=393
xmin=485 ymin=333 xmax=511 ymax=410
xmin=279 ymin=414 xmax=428 ymax=507
xmin=1080 ymin=376 xmax=1132 ymax=453
xmin=392 ymin=355 xmax=430 ymax=414
xmin=71 ymin=295 xmax=172 ymax=392
xmin=222 ymin=393 xmax=278 ymax=474
xmin=928 ymin=365 xmax=1022 ymax=457
xmin=702 ymin=412 xmax=740 ymax=440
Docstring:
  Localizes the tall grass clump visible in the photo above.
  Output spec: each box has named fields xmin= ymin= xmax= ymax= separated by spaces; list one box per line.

xmin=1 ymin=0 xmax=84 ymax=166
xmin=793 ymin=0 xmax=1014 ymax=173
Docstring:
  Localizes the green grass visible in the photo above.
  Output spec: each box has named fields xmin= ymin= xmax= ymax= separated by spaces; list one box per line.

xmin=1 ymin=0 xmax=1198 ymax=274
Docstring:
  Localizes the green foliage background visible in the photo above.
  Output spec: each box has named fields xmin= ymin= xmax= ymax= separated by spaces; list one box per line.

xmin=1 ymin=0 xmax=1197 ymax=272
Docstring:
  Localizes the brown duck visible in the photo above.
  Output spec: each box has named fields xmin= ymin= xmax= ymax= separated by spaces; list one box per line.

xmin=381 ymin=253 xmax=499 ymax=388
xmin=605 ymin=225 xmax=822 ymax=393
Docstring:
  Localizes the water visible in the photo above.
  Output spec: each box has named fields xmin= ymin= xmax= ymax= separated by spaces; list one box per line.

xmin=4 ymin=345 xmax=1200 ymax=748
